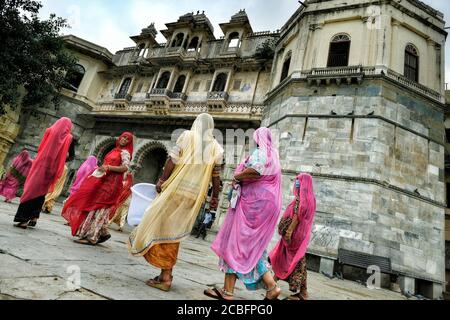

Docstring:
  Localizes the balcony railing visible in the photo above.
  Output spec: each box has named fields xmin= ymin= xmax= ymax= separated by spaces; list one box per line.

xmin=170 ymin=92 xmax=188 ymax=101
xmin=385 ymin=69 xmax=441 ymax=101
xmin=114 ymin=93 xmax=132 ymax=101
xmin=207 ymin=92 xmax=229 ymax=101
xmin=146 ymin=89 xmax=172 ymax=98
xmin=297 ymin=66 xmax=443 ymax=102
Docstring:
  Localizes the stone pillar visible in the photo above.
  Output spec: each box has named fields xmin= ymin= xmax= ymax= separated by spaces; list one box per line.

xmin=389 ymin=20 xmax=401 ymax=72
xmin=311 ymin=23 xmax=324 ymax=68
xmin=375 ymin=14 xmax=389 ymax=67
xmin=361 ymin=17 xmax=370 ymax=66
xmin=167 ymin=69 xmax=177 ymax=91
xmin=420 ymin=282 xmax=443 ymax=300
xmin=398 ymin=276 xmax=416 ymax=295
xmin=319 ymin=257 xmax=336 ymax=277
xmin=224 ymin=70 xmax=234 ymax=93
xmin=426 ymin=38 xmax=436 ymax=89
xmin=153 ymin=70 xmax=164 ymax=89
xmin=182 ymin=73 xmax=191 ymax=94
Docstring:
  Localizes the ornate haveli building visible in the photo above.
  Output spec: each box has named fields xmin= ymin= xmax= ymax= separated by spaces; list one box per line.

xmin=1 ymin=0 xmax=447 ymax=299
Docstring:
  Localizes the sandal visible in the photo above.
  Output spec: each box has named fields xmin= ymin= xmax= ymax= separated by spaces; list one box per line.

xmin=74 ymin=239 xmax=97 ymax=246
xmin=14 ymin=222 xmax=28 ymax=229
xmin=28 ymin=219 xmax=38 ymax=228
xmin=264 ymin=284 xmax=281 ymax=301
xmin=97 ymin=234 xmax=111 ymax=244
xmin=146 ymin=276 xmax=172 ymax=292
xmin=204 ymin=287 xmax=234 ymax=301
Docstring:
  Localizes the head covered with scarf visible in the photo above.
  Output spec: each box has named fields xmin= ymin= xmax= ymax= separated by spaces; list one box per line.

xmin=269 ymin=173 xmax=317 ymax=280
xmin=69 ymin=156 xmax=98 ymax=195
xmin=21 ymin=117 xmax=73 ymax=203
xmin=253 ymin=127 xmax=281 ymax=176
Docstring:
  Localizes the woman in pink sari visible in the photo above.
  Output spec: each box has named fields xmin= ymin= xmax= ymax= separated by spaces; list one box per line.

xmin=0 ymin=149 xmax=33 ymax=203
xmin=206 ymin=127 xmax=282 ymax=301
xmin=69 ymin=156 xmax=98 ymax=196
xmin=14 ymin=117 xmax=74 ymax=229
xmin=269 ymin=173 xmax=316 ymax=300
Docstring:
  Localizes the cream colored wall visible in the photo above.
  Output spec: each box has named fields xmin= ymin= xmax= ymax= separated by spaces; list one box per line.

xmin=269 ymin=0 xmax=445 ymax=94
xmin=186 ymin=73 xmax=213 ymax=102
xmin=390 ymin=23 xmax=434 ymax=88
xmin=72 ymin=52 xmax=109 ymax=103
xmin=306 ymin=20 xmax=365 ymax=70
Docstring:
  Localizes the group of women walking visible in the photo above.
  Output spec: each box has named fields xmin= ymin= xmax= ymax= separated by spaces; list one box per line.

xmin=3 ymin=113 xmax=317 ymax=301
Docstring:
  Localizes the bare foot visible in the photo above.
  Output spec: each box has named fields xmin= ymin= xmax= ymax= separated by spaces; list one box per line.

xmin=265 ymin=286 xmax=281 ymax=300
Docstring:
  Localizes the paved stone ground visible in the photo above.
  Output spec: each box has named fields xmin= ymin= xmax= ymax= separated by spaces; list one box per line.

xmin=0 ymin=199 xmax=409 ymax=300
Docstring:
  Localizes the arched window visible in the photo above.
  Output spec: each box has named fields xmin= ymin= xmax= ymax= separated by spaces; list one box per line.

xmin=228 ymin=32 xmax=240 ymax=50
xmin=173 ymin=75 xmax=186 ymax=93
xmin=64 ymin=64 xmax=85 ymax=92
xmin=212 ymin=73 xmax=228 ymax=92
xmin=188 ymin=37 xmax=200 ymax=52
xmin=171 ymin=33 xmax=184 ymax=47
xmin=156 ymin=72 xmax=171 ymax=89
xmin=280 ymin=52 xmax=291 ymax=83
xmin=404 ymin=44 xmax=419 ymax=82
xmin=327 ymin=34 xmax=351 ymax=67
xmin=118 ymin=77 xmax=132 ymax=95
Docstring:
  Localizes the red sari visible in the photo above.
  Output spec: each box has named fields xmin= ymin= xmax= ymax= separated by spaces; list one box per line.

xmin=62 ymin=132 xmax=133 ymax=236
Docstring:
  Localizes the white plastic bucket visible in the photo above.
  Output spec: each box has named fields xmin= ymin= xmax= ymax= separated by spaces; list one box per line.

xmin=127 ymin=183 xmax=158 ymax=227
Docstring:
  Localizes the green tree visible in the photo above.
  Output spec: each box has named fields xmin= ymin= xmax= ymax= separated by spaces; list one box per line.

xmin=0 ymin=0 xmax=78 ymax=115
xmin=255 ymin=38 xmax=277 ymax=60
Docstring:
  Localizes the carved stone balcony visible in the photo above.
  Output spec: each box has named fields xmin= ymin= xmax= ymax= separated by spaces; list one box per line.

xmin=303 ymin=65 xmax=365 ymax=86
xmin=169 ymin=92 xmax=188 ymax=110
xmin=146 ymin=88 xmax=172 ymax=107
xmin=113 ymin=93 xmax=132 ymax=109
xmin=298 ymin=66 xmax=443 ymax=103
xmin=207 ymin=91 xmax=229 ymax=110
xmin=147 ymin=46 xmax=200 ymax=65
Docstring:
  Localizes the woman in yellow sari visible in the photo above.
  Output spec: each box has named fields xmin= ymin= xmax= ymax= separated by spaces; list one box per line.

xmin=128 ymin=113 xmax=223 ymax=292
xmin=42 ymin=165 xmax=69 ymax=214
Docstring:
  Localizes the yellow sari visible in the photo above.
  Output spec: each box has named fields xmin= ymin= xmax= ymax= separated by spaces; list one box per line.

xmin=42 ymin=165 xmax=69 ymax=213
xmin=128 ymin=114 xmax=223 ymax=269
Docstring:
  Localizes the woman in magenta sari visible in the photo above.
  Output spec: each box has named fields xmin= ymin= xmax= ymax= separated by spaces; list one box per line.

xmin=269 ymin=173 xmax=316 ymax=300
xmin=206 ymin=127 xmax=282 ymax=301
xmin=0 ymin=149 xmax=33 ymax=203
xmin=69 ymin=156 xmax=98 ymax=196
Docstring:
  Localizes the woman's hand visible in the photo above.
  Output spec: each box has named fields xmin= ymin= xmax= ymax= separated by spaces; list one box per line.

xmin=156 ymin=179 xmax=164 ymax=194
xmin=98 ymin=165 xmax=108 ymax=173
xmin=210 ymin=197 xmax=219 ymax=210
xmin=284 ymin=230 xmax=293 ymax=244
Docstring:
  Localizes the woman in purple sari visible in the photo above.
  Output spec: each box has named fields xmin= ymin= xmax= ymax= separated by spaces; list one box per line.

xmin=206 ymin=127 xmax=282 ymax=301
xmin=69 ymin=156 xmax=98 ymax=196
xmin=0 ymin=149 xmax=33 ymax=203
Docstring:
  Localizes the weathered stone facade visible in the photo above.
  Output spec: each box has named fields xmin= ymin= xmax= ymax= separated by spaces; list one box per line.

xmin=262 ymin=0 xmax=447 ymax=299
xmin=2 ymin=0 xmax=447 ymax=299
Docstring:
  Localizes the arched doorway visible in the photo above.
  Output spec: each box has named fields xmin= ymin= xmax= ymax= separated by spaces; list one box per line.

xmin=134 ymin=144 xmax=168 ymax=185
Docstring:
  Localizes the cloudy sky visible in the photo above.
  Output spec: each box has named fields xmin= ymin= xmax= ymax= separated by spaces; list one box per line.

xmin=38 ymin=0 xmax=449 ymax=84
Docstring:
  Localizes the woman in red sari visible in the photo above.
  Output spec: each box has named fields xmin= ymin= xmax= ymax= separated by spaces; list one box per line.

xmin=62 ymin=132 xmax=133 ymax=245
xmin=14 ymin=118 xmax=73 ymax=229
xmin=109 ymin=172 xmax=133 ymax=231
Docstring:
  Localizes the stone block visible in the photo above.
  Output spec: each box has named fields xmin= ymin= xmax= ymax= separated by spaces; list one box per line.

xmin=319 ymin=257 xmax=336 ymax=278
xmin=398 ymin=276 xmax=415 ymax=295
xmin=418 ymin=282 xmax=443 ymax=300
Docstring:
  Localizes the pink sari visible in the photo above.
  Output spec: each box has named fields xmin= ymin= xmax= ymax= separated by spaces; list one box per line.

xmin=0 ymin=150 xmax=33 ymax=201
xmin=69 ymin=156 xmax=98 ymax=195
xmin=20 ymin=117 xmax=73 ymax=203
xmin=269 ymin=174 xmax=316 ymax=280
xmin=211 ymin=128 xmax=282 ymax=274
